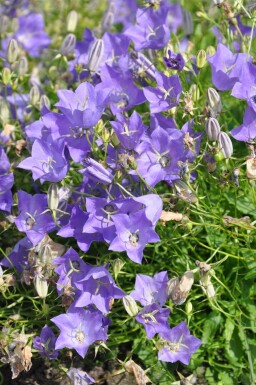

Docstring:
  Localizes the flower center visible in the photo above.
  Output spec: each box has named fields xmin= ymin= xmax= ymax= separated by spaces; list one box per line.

xmin=75 ymin=330 xmax=85 ymax=343
xmin=129 ymin=232 xmax=139 ymax=246
xmin=103 ymin=204 xmax=116 ymax=214
xmin=159 ymin=155 xmax=169 ymax=168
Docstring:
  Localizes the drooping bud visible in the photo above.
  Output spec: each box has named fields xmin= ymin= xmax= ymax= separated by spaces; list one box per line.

xmin=17 ymin=56 xmax=28 ymax=77
xmin=66 ymin=10 xmax=78 ymax=32
xmin=182 ymin=9 xmax=193 ymax=36
xmin=7 ymin=39 xmax=19 ymax=64
xmin=87 ymin=39 xmax=104 ymax=72
xmin=205 ymin=117 xmax=221 ymax=141
xmin=60 ymin=33 xmax=76 ymax=56
xmin=218 ymin=132 xmax=233 ymax=159
xmin=39 ymin=95 xmax=50 ymax=110
xmin=2 ymin=67 xmax=11 ymax=85
xmin=189 ymin=84 xmax=200 ymax=102
xmin=101 ymin=1 xmax=115 ymax=33
xmin=206 ymin=87 xmax=222 ymax=116
xmin=47 ymin=183 xmax=59 ymax=211
xmin=34 ymin=275 xmax=48 ymax=299
xmin=122 ymin=295 xmax=139 ymax=317
xmin=29 ymin=85 xmax=40 ymax=106
xmin=196 ymin=261 xmax=215 ymax=299
xmin=196 ymin=50 xmax=207 ymax=68
xmin=0 ymin=15 xmax=9 ymax=34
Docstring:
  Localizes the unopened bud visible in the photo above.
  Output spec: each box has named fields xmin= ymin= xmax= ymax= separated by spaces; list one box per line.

xmin=112 ymin=258 xmax=125 ymax=279
xmin=206 ymin=87 xmax=222 ymax=116
xmin=88 ymin=39 xmax=104 ymax=72
xmin=67 ymin=10 xmax=78 ymax=32
xmin=34 ymin=275 xmax=48 ymax=299
xmin=218 ymin=132 xmax=233 ymax=158
xmin=205 ymin=118 xmax=221 ymax=141
xmin=213 ymin=0 xmax=224 ymax=5
xmin=17 ymin=56 xmax=28 ymax=77
xmin=101 ymin=2 xmax=115 ymax=33
xmin=182 ymin=9 xmax=193 ymax=36
xmin=206 ymin=45 xmax=216 ymax=56
xmin=122 ymin=295 xmax=139 ymax=317
xmin=0 ymin=15 xmax=9 ymax=34
xmin=60 ymin=33 xmax=76 ymax=56
xmin=47 ymin=183 xmax=59 ymax=211
xmin=29 ymin=85 xmax=40 ymax=106
xmin=196 ymin=50 xmax=207 ymax=68
xmin=40 ymin=95 xmax=50 ymax=110
xmin=190 ymin=84 xmax=200 ymax=102
xmin=102 ymin=127 xmax=110 ymax=143
xmin=0 ymin=98 xmax=10 ymax=124
xmin=185 ymin=301 xmax=193 ymax=315
xmin=111 ymin=132 xmax=120 ymax=147
xmin=2 ymin=67 xmax=11 ymax=85
xmin=7 ymin=39 xmax=19 ymax=64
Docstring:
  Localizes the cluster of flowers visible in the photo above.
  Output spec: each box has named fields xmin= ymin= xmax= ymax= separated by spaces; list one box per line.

xmin=1 ymin=0 xmax=255 ymax=381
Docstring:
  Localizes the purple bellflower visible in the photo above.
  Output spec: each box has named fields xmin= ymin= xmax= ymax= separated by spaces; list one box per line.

xmin=231 ymin=106 xmax=256 ymax=143
xmin=51 ymin=308 xmax=108 ymax=358
xmin=124 ymin=8 xmax=170 ymax=51
xmin=131 ymin=271 xmax=168 ymax=306
xmin=157 ymin=321 xmax=202 ymax=364
xmin=33 ymin=325 xmax=59 ymax=360
xmin=18 ymin=138 xmax=69 ymax=183
xmin=135 ymin=127 xmax=184 ymax=187
xmin=74 ymin=265 xmax=125 ymax=313
xmin=14 ymin=191 xmax=56 ymax=246
xmin=208 ymin=43 xmax=250 ymax=91
xmin=0 ymin=146 xmax=14 ymax=212
xmin=136 ymin=304 xmax=170 ymax=339
xmin=164 ymin=50 xmax=185 ymax=71
xmin=67 ymin=368 xmax=95 ymax=385
xmin=15 ymin=13 xmax=51 ymax=57
xmin=143 ymin=72 xmax=182 ymax=113
xmin=109 ymin=211 xmax=160 ymax=264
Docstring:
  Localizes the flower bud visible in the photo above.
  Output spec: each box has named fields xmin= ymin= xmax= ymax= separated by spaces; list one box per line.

xmin=206 ymin=87 xmax=222 ymax=116
xmin=182 ymin=9 xmax=193 ymax=36
xmin=112 ymin=258 xmax=125 ymax=279
xmin=185 ymin=301 xmax=193 ymax=315
xmin=34 ymin=275 xmax=48 ymax=299
xmin=29 ymin=85 xmax=40 ymax=106
xmin=190 ymin=84 xmax=200 ymax=102
xmin=213 ymin=0 xmax=224 ymax=5
xmin=196 ymin=50 xmax=207 ymax=68
xmin=206 ymin=45 xmax=216 ymax=56
xmin=0 ymin=98 xmax=10 ymax=124
xmin=17 ymin=56 xmax=28 ymax=77
xmin=40 ymin=95 xmax=50 ymax=110
xmin=122 ymin=295 xmax=139 ymax=317
xmin=7 ymin=39 xmax=19 ymax=64
xmin=60 ymin=33 xmax=76 ymax=56
xmin=47 ymin=183 xmax=59 ymax=211
xmin=101 ymin=2 xmax=115 ymax=33
xmin=218 ymin=132 xmax=233 ymax=159
xmin=205 ymin=117 xmax=221 ymax=141
xmin=88 ymin=39 xmax=104 ymax=72
xmin=2 ymin=67 xmax=11 ymax=85
xmin=0 ymin=15 xmax=9 ymax=34
xmin=67 ymin=10 xmax=78 ymax=32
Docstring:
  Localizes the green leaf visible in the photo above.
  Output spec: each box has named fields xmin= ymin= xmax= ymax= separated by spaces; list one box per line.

xmin=202 ymin=312 xmax=222 ymax=343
